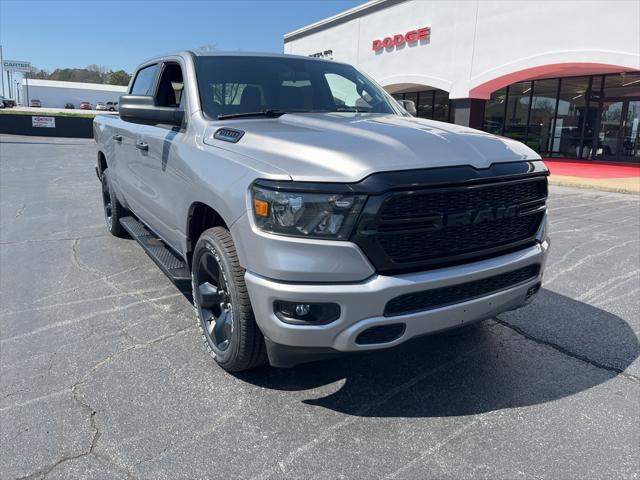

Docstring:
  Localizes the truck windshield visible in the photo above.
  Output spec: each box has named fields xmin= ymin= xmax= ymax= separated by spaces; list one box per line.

xmin=194 ymin=55 xmax=401 ymax=119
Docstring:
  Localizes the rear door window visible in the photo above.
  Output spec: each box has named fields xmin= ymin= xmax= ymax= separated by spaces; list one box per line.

xmin=130 ymin=64 xmax=159 ymax=95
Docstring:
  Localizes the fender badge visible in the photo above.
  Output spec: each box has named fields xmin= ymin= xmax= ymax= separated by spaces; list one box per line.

xmin=214 ymin=128 xmax=245 ymax=143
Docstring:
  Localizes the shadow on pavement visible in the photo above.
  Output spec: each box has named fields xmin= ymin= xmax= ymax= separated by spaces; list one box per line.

xmin=238 ymin=289 xmax=639 ymax=417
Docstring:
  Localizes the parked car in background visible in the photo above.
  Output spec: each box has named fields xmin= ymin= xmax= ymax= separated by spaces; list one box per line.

xmin=0 ymin=95 xmax=16 ymax=108
xmin=95 ymin=102 xmax=108 ymax=111
xmin=79 ymin=101 xmax=93 ymax=110
xmin=64 ymin=103 xmax=75 ymax=109
xmin=30 ymin=99 xmax=41 ymax=107
xmin=106 ymin=101 xmax=118 ymax=112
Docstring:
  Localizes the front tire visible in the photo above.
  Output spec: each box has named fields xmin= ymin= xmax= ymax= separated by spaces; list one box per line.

xmin=101 ymin=168 xmax=127 ymax=237
xmin=192 ymin=227 xmax=267 ymax=372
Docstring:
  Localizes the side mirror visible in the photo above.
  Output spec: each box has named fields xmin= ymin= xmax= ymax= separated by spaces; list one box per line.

xmin=119 ymin=95 xmax=184 ymax=126
xmin=399 ymin=99 xmax=417 ymax=116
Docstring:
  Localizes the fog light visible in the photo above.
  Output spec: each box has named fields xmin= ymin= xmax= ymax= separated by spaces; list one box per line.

xmin=274 ymin=301 xmax=340 ymax=325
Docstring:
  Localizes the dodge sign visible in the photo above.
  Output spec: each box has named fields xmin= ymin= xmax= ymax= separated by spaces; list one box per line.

xmin=372 ymin=27 xmax=430 ymax=52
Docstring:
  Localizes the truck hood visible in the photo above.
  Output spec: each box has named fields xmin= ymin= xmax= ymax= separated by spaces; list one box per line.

xmin=203 ymin=113 xmax=540 ymax=183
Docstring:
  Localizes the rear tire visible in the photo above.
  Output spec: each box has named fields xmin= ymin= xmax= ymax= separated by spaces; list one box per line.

xmin=192 ymin=227 xmax=267 ymax=372
xmin=101 ymin=168 xmax=127 ymax=237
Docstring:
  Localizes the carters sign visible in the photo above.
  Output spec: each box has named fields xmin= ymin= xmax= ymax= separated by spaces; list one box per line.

xmin=2 ymin=59 xmax=31 ymax=73
xmin=372 ymin=27 xmax=430 ymax=52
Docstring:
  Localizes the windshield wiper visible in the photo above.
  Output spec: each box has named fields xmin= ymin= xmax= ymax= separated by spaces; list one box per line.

xmin=217 ymin=109 xmax=311 ymax=120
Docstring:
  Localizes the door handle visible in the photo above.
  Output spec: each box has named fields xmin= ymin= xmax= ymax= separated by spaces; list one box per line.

xmin=135 ymin=141 xmax=149 ymax=151
xmin=112 ymin=134 xmax=122 ymax=142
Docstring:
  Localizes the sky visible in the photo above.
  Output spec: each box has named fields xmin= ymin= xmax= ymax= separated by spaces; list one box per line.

xmin=0 ymin=0 xmax=363 ymax=73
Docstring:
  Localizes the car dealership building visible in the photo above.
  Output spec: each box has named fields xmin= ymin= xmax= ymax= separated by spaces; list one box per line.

xmin=284 ymin=0 xmax=640 ymax=163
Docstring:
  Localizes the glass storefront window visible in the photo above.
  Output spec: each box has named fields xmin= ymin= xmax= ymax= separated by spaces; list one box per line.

xmin=594 ymin=101 xmax=624 ymax=159
xmin=483 ymin=88 xmax=507 ymax=134
xmin=433 ymin=90 xmax=450 ymax=122
xmin=389 ymin=74 xmax=640 ymax=162
xmin=390 ymin=88 xmax=450 ymax=121
xmin=392 ymin=73 xmax=640 ymax=162
xmin=403 ymin=92 xmax=418 ymax=115
xmin=590 ymin=76 xmax=604 ymax=101
xmin=528 ymin=79 xmax=558 ymax=154
xmin=550 ymin=77 xmax=590 ymax=158
xmin=503 ymin=82 xmax=532 ymax=143
xmin=417 ymin=90 xmax=434 ymax=119
xmin=479 ymin=72 xmax=639 ymax=162
xmin=622 ymin=100 xmax=640 ymax=162
xmin=604 ymin=72 xmax=640 ymax=98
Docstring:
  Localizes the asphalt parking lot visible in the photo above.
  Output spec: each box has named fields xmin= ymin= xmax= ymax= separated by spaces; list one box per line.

xmin=1 ymin=135 xmax=639 ymax=480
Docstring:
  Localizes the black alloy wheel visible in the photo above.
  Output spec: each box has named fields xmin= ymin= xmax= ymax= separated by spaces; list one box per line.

xmin=102 ymin=174 xmax=113 ymax=230
xmin=101 ymin=168 xmax=126 ymax=237
xmin=195 ymin=248 xmax=234 ymax=352
xmin=191 ymin=227 xmax=266 ymax=371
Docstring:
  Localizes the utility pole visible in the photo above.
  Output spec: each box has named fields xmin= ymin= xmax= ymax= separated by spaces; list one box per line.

xmin=0 ymin=44 xmax=4 ymax=97
xmin=25 ymin=71 xmax=30 ymax=106
xmin=6 ymin=70 xmax=11 ymax=99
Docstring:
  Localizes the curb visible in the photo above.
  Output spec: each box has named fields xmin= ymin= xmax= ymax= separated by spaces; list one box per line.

xmin=548 ymin=176 xmax=640 ymax=195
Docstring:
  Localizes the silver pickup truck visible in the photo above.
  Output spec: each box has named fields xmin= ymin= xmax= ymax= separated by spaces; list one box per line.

xmin=94 ymin=51 xmax=549 ymax=372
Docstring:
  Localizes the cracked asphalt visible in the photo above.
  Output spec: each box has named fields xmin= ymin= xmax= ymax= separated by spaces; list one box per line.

xmin=1 ymin=134 xmax=639 ymax=480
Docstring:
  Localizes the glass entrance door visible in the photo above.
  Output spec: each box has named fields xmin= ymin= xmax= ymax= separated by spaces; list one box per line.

xmin=620 ymin=100 xmax=640 ymax=162
xmin=594 ymin=99 xmax=640 ymax=162
xmin=595 ymin=101 xmax=623 ymax=160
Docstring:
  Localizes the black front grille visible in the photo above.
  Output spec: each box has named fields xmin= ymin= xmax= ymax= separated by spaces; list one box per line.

xmin=381 ymin=179 xmax=545 ymax=219
xmin=384 ymin=264 xmax=540 ymax=317
xmin=377 ymin=213 xmax=542 ymax=262
xmin=352 ymin=177 xmax=547 ymax=273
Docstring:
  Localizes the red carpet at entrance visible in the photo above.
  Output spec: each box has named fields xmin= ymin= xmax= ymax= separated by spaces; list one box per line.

xmin=542 ymin=159 xmax=640 ymax=179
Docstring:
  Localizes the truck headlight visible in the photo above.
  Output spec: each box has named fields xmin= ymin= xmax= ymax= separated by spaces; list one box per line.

xmin=251 ymin=184 xmax=366 ymax=239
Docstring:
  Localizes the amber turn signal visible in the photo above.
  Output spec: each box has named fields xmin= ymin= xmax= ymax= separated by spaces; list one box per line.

xmin=254 ymin=199 xmax=269 ymax=218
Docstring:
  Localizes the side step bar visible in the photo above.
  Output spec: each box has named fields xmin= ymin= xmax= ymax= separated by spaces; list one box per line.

xmin=119 ymin=216 xmax=191 ymax=289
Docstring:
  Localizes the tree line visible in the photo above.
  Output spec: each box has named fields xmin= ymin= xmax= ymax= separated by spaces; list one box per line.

xmin=29 ymin=64 xmax=131 ymax=86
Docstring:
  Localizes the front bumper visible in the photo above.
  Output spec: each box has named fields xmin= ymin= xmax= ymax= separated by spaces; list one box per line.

xmin=246 ymin=239 xmax=549 ymax=358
